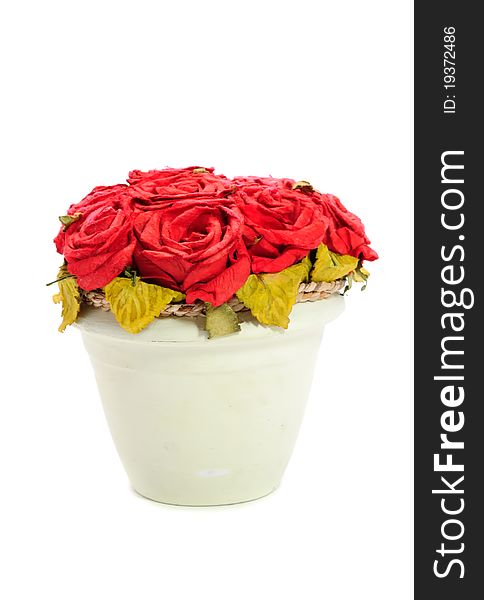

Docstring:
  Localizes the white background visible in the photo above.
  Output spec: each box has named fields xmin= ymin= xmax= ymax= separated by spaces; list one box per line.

xmin=0 ymin=1 xmax=413 ymax=598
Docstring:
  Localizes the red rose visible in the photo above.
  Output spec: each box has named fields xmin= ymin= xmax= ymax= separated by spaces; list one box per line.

xmin=133 ymin=199 xmax=250 ymax=306
xmin=128 ymin=166 xmax=233 ymax=208
xmin=56 ymin=186 xmax=136 ymax=290
xmin=54 ymin=184 xmax=133 ymax=254
xmin=315 ymin=193 xmax=378 ymax=261
xmin=232 ymin=176 xmax=328 ymax=273
xmin=52 ymin=168 xmax=377 ymax=305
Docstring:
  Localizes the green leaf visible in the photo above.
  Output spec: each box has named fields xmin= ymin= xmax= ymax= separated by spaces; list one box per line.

xmin=104 ymin=277 xmax=185 ymax=334
xmin=343 ymin=274 xmax=353 ymax=295
xmin=311 ymin=244 xmax=358 ymax=282
xmin=236 ymin=256 xmax=311 ymax=328
xmin=205 ymin=303 xmax=241 ymax=339
xmin=52 ymin=265 xmax=81 ymax=332
xmin=58 ymin=212 xmax=82 ymax=229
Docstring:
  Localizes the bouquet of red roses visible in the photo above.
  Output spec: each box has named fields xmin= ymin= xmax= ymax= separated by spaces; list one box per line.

xmin=51 ymin=167 xmax=377 ymax=337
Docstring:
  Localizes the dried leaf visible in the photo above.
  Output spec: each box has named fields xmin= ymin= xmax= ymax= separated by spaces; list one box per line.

xmin=352 ymin=266 xmax=370 ymax=284
xmin=292 ymin=180 xmax=314 ymax=192
xmin=236 ymin=256 xmax=311 ymax=328
xmin=52 ymin=265 xmax=80 ymax=332
xmin=105 ymin=277 xmax=185 ymax=334
xmin=205 ymin=303 xmax=241 ymax=339
xmin=311 ymin=244 xmax=358 ymax=282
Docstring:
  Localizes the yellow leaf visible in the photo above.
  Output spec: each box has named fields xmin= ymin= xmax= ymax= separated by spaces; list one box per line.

xmin=52 ymin=265 xmax=81 ymax=332
xmin=205 ymin=303 xmax=240 ymax=339
xmin=236 ymin=256 xmax=311 ymax=328
xmin=352 ymin=266 xmax=370 ymax=283
xmin=104 ymin=277 xmax=185 ymax=334
xmin=311 ymin=244 xmax=358 ymax=282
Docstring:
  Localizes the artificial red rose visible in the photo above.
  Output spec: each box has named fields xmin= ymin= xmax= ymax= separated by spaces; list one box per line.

xmin=54 ymin=184 xmax=133 ymax=254
xmin=133 ymin=199 xmax=250 ymax=306
xmin=128 ymin=166 xmax=233 ymax=209
xmin=232 ymin=176 xmax=329 ymax=273
xmin=59 ymin=199 xmax=136 ymax=291
xmin=314 ymin=193 xmax=378 ymax=261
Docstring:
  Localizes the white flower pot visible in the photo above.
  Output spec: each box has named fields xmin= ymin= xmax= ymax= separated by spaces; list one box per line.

xmin=77 ymin=295 xmax=344 ymax=506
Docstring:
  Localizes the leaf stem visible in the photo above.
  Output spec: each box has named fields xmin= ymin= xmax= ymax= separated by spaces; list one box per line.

xmin=46 ymin=274 xmax=76 ymax=287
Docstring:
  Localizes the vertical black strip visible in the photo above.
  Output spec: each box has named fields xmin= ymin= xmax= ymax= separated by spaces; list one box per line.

xmin=415 ymin=3 xmax=483 ymax=598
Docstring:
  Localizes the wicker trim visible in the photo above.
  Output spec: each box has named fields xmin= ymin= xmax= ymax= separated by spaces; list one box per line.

xmin=80 ymin=280 xmax=345 ymax=319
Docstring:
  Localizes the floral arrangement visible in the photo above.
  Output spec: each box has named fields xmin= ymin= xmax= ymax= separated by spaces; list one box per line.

xmin=50 ymin=167 xmax=377 ymax=338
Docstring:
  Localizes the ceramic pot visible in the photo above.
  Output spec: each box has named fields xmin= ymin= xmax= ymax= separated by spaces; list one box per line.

xmin=77 ymin=295 xmax=344 ymax=506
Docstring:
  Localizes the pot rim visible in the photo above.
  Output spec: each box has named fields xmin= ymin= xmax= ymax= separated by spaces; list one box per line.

xmin=76 ymin=294 xmax=345 ymax=346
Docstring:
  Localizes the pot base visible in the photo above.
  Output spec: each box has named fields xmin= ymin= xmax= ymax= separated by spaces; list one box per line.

xmin=132 ymin=485 xmax=279 ymax=507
